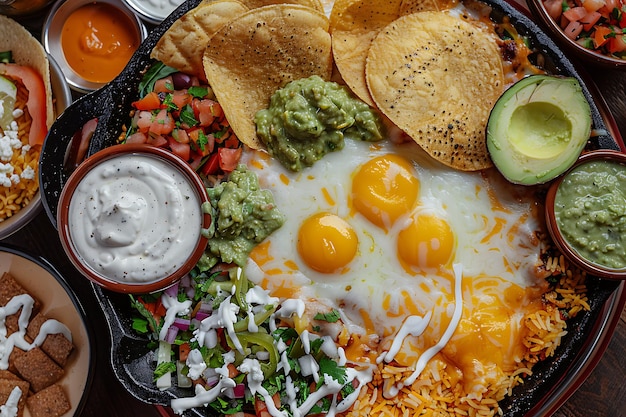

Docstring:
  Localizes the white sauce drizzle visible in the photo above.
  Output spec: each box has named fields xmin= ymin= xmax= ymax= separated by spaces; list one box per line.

xmin=0 ymin=386 xmax=21 ymax=417
xmin=0 ymin=294 xmax=72 ymax=370
xmin=384 ymin=263 xmax=464 ymax=397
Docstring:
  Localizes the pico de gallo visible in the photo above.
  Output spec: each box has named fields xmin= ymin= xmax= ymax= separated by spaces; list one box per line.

xmin=130 ymin=264 xmax=370 ymax=416
xmin=122 ymin=62 xmax=243 ymax=178
xmin=543 ymin=0 xmax=626 ymax=59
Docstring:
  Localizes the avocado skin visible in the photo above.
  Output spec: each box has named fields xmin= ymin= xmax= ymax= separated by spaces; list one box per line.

xmin=486 ymin=75 xmax=591 ymax=185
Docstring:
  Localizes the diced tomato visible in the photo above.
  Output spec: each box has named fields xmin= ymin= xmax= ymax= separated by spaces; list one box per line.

xmin=195 ymin=99 xmax=218 ymax=126
xmin=189 ymin=128 xmax=214 ymax=156
xmin=171 ymin=128 xmax=190 ymax=144
xmin=154 ymin=76 xmax=174 ymax=93
xmin=544 ymin=0 xmax=564 ymax=20
xmin=171 ymin=90 xmax=192 ymax=110
xmin=136 ymin=110 xmax=154 ymax=133
xmin=563 ymin=6 xmax=588 ymax=21
xmin=593 ymin=25 xmax=614 ymax=47
xmin=149 ymin=109 xmax=175 ymax=135
xmin=147 ymin=134 xmax=168 ymax=147
xmin=67 ymin=117 xmax=98 ymax=168
xmin=564 ymin=20 xmax=584 ymax=38
xmin=201 ymin=152 xmax=220 ymax=176
xmin=179 ymin=342 xmax=191 ymax=362
xmin=608 ymin=32 xmax=626 ymax=52
xmin=224 ymin=136 xmax=240 ymax=149
xmin=581 ymin=0 xmax=606 ymax=12
xmin=168 ymin=136 xmax=191 ymax=160
xmin=218 ymin=147 xmax=242 ymax=172
xmin=0 ymin=63 xmax=48 ymax=146
xmin=580 ymin=10 xmax=602 ymax=31
xmin=126 ymin=131 xmax=148 ymax=144
xmin=132 ymin=91 xmax=161 ymax=111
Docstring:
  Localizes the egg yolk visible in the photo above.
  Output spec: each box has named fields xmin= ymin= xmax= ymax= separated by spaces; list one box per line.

xmin=351 ymin=154 xmax=419 ymax=230
xmin=297 ymin=213 xmax=358 ymax=273
xmin=397 ymin=214 xmax=455 ymax=270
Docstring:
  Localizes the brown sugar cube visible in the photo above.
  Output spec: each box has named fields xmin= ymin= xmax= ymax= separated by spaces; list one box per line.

xmin=0 ymin=378 xmax=30 ymax=417
xmin=6 ymin=347 xmax=26 ymax=375
xmin=26 ymin=384 xmax=71 ymax=417
xmin=26 ymin=313 xmax=75 ymax=367
xmin=0 ymin=370 xmax=22 ymax=380
xmin=0 ymin=272 xmax=42 ymax=334
xmin=12 ymin=347 xmax=64 ymax=392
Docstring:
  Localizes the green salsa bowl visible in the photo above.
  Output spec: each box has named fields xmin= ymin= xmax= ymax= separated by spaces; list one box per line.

xmin=546 ymin=150 xmax=626 ymax=279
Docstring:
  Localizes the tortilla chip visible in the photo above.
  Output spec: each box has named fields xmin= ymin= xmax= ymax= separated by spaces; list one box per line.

xmin=399 ymin=0 xmax=459 ymax=14
xmin=366 ymin=12 xmax=504 ymax=171
xmin=329 ymin=0 xmax=403 ymax=107
xmin=0 ymin=15 xmax=54 ymax=130
xmin=239 ymin=0 xmax=324 ymax=12
xmin=151 ymin=0 xmax=249 ymax=82
xmin=203 ymin=4 xmax=332 ymax=149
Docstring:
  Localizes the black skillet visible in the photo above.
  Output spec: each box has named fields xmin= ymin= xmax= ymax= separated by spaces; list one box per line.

xmin=38 ymin=0 xmax=624 ymax=415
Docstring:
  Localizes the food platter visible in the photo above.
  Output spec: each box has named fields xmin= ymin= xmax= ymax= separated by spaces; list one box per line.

xmin=37 ymin=0 xmax=625 ymax=416
xmin=0 ymin=244 xmax=95 ymax=417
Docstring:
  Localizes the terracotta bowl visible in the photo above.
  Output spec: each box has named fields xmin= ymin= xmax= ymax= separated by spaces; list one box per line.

xmin=527 ymin=0 xmax=626 ymax=69
xmin=545 ymin=150 xmax=626 ymax=279
xmin=57 ymin=144 xmax=211 ymax=293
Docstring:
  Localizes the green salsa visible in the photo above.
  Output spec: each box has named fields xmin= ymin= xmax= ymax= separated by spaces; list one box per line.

xmin=200 ymin=165 xmax=285 ymax=269
xmin=555 ymin=159 xmax=626 ymax=270
xmin=255 ymin=75 xmax=385 ymax=171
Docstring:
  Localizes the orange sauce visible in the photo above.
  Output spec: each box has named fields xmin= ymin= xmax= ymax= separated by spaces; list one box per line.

xmin=61 ymin=3 xmax=140 ymax=83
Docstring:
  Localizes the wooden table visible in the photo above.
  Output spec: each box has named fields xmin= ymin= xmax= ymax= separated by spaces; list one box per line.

xmin=2 ymin=3 xmax=626 ymax=417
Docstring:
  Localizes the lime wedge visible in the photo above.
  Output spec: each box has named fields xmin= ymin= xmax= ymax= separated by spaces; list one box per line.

xmin=0 ymin=75 xmax=18 ymax=132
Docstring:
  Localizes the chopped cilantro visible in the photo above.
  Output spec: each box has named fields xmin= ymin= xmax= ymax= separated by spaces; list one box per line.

xmin=318 ymin=357 xmax=347 ymax=385
xmin=153 ymin=361 xmax=176 ymax=381
xmin=138 ymin=62 xmax=178 ymax=97
xmin=189 ymin=85 xmax=209 ymax=98
xmin=180 ymin=103 xmax=198 ymax=127
xmin=314 ymin=309 xmax=341 ymax=323
xmin=131 ymin=317 xmax=149 ymax=334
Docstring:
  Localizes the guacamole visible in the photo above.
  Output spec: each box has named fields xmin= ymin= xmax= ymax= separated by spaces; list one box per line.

xmin=200 ymin=165 xmax=285 ymax=269
xmin=255 ymin=75 xmax=384 ymax=171
xmin=555 ymin=160 xmax=626 ymax=270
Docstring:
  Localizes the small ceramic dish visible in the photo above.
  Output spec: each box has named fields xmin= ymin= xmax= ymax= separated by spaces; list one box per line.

xmin=56 ymin=144 xmax=210 ymax=293
xmin=545 ymin=150 xmax=626 ymax=279
xmin=42 ymin=0 xmax=148 ymax=93
xmin=0 ymin=244 xmax=94 ymax=417
xmin=0 ymin=55 xmax=72 ymax=240
xmin=122 ymin=0 xmax=186 ymax=24
xmin=527 ymin=0 xmax=626 ymax=69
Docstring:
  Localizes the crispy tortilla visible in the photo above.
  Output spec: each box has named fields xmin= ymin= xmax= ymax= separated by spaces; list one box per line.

xmin=151 ymin=0 xmax=249 ymax=82
xmin=366 ymin=11 xmax=504 ymax=171
xmin=202 ymin=4 xmax=332 ymax=149
xmin=329 ymin=0 xmax=403 ymax=107
xmin=239 ymin=0 xmax=324 ymax=12
xmin=0 ymin=14 xmax=54 ymax=130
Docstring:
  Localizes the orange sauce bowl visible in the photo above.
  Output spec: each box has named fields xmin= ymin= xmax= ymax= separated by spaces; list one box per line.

xmin=43 ymin=0 xmax=148 ymax=93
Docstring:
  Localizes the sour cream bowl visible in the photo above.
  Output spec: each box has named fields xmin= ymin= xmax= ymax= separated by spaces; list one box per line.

xmin=545 ymin=150 xmax=626 ymax=280
xmin=57 ymin=144 xmax=211 ymax=293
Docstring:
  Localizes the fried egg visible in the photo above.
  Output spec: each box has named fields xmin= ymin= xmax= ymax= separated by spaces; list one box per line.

xmin=243 ymin=136 xmax=547 ymax=393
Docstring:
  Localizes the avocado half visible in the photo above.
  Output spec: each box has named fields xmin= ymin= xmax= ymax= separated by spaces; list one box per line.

xmin=486 ymin=74 xmax=591 ymax=185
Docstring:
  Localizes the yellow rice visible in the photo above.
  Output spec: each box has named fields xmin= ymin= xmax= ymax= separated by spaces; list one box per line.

xmin=340 ymin=243 xmax=589 ymax=417
xmin=0 ymin=78 xmax=40 ymax=221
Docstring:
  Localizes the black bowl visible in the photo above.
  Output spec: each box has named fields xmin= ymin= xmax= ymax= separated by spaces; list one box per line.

xmin=39 ymin=0 xmax=625 ymax=416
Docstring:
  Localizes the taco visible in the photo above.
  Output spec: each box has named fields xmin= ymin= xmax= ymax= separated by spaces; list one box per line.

xmin=0 ymin=15 xmax=55 ymax=221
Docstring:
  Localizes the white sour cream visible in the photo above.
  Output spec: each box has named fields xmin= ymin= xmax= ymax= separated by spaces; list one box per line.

xmin=125 ymin=0 xmax=186 ymax=22
xmin=67 ymin=153 xmax=202 ymax=283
